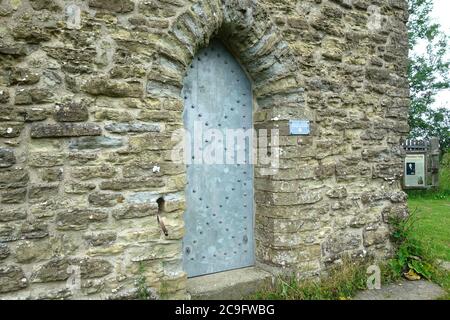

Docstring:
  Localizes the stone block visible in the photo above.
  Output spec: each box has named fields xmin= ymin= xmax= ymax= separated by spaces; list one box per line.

xmin=81 ymin=77 xmax=143 ymax=98
xmin=112 ymin=203 xmax=158 ymax=220
xmin=0 ymin=266 xmax=28 ymax=293
xmin=0 ymin=148 xmax=16 ymax=168
xmin=56 ymin=208 xmax=108 ymax=230
xmin=69 ymin=136 xmax=123 ymax=150
xmin=30 ymin=123 xmax=101 ymax=138
xmin=88 ymin=0 xmax=135 ymax=13
xmin=54 ymin=101 xmax=89 ymax=122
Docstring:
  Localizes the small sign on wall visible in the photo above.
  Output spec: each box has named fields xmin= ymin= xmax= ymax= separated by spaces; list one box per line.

xmin=289 ymin=120 xmax=310 ymax=135
xmin=404 ymin=154 xmax=426 ymax=187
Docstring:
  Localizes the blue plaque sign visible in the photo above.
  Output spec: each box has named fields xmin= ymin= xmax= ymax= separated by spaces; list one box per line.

xmin=289 ymin=120 xmax=310 ymax=135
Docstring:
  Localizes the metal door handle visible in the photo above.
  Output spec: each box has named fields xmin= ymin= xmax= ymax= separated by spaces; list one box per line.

xmin=157 ymin=215 xmax=168 ymax=236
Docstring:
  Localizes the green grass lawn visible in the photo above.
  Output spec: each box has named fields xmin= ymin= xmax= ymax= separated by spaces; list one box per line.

xmin=408 ymin=198 xmax=450 ymax=261
xmin=406 ymin=152 xmax=450 ymax=298
xmin=407 ymin=152 xmax=450 ymax=261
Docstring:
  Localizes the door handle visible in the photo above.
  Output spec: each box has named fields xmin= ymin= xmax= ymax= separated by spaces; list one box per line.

xmin=157 ymin=214 xmax=168 ymax=236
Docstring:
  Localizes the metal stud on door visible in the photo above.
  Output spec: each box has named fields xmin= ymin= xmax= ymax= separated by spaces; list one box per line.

xmin=182 ymin=40 xmax=254 ymax=278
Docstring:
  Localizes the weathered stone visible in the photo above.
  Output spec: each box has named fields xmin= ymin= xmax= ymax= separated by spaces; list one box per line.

xmin=44 ymin=47 xmax=96 ymax=74
xmin=326 ymin=187 xmax=348 ymax=199
xmin=138 ymin=110 xmax=182 ymax=123
xmin=0 ymin=266 xmax=28 ymax=293
xmin=382 ymin=204 xmax=409 ymax=223
xmin=112 ymin=203 xmax=158 ymax=220
xmin=15 ymin=239 xmax=57 ymax=263
xmin=29 ymin=152 xmax=64 ymax=167
xmin=68 ymin=152 xmax=98 ymax=165
xmin=11 ymin=15 xmax=53 ymax=44
xmin=83 ymin=232 xmax=117 ymax=247
xmin=122 ymin=162 xmax=184 ymax=178
xmin=0 ymin=123 xmax=24 ymax=138
xmin=0 ymin=243 xmax=10 ymax=260
xmin=56 ymin=208 xmax=108 ymax=230
xmin=0 ymin=41 xmax=29 ymax=56
xmin=36 ymin=288 xmax=73 ymax=300
xmin=9 ymin=67 xmax=40 ymax=85
xmin=88 ymin=0 xmax=135 ymax=13
xmin=20 ymin=221 xmax=49 ymax=239
xmin=100 ymin=177 xmax=165 ymax=191
xmin=159 ymin=193 xmax=185 ymax=212
xmin=0 ymin=225 xmax=18 ymax=242
xmin=323 ymin=230 xmax=362 ymax=256
xmin=0 ymin=168 xmax=29 ymax=189
xmin=28 ymin=184 xmax=59 ymax=202
xmin=14 ymin=88 xmax=53 ymax=105
xmin=81 ymin=78 xmax=143 ymax=98
xmin=0 ymin=148 xmax=16 ymax=168
xmin=0 ymin=208 xmax=27 ymax=222
xmin=32 ymin=258 xmax=70 ymax=282
xmin=93 ymin=108 xmax=133 ymax=122
xmin=40 ymin=167 xmax=64 ymax=182
xmin=54 ymin=101 xmax=89 ymax=122
xmin=366 ymin=67 xmax=391 ymax=83
xmin=29 ymin=200 xmax=59 ymax=219
xmin=88 ymin=192 xmax=124 ymax=207
xmin=29 ymin=0 xmax=61 ymax=11
xmin=105 ymin=123 xmax=162 ymax=134
xmin=0 ymin=89 xmax=10 ymax=103
xmin=363 ymin=225 xmax=390 ymax=247
xmin=71 ymin=165 xmax=117 ymax=181
xmin=76 ymin=258 xmax=113 ymax=279
xmin=64 ymin=182 xmax=96 ymax=194
xmin=30 ymin=123 xmax=101 ymax=138
xmin=68 ymin=136 xmax=123 ymax=150
xmin=128 ymin=133 xmax=178 ymax=151
xmin=1 ymin=188 xmax=26 ymax=204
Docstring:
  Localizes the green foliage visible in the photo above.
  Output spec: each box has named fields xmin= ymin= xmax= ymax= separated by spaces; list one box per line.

xmin=407 ymin=0 xmax=450 ymax=151
xmin=136 ymin=262 xmax=151 ymax=300
xmin=405 ymin=197 xmax=450 ymax=298
xmin=388 ymin=210 xmax=437 ymax=280
xmin=250 ymin=258 xmax=369 ymax=300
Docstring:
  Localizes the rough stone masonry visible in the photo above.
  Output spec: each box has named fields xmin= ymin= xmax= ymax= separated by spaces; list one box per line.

xmin=0 ymin=0 xmax=410 ymax=299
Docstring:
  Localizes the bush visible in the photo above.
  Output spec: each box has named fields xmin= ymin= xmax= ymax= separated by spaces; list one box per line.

xmin=387 ymin=210 xmax=442 ymax=281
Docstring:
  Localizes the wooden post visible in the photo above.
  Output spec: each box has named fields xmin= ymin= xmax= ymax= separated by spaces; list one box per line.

xmin=429 ymin=137 xmax=440 ymax=188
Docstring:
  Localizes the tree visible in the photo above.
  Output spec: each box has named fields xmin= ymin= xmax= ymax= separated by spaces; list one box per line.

xmin=408 ymin=0 xmax=450 ymax=152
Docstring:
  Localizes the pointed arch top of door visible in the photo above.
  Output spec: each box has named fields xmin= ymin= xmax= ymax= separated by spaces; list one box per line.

xmin=151 ymin=0 xmax=305 ymax=111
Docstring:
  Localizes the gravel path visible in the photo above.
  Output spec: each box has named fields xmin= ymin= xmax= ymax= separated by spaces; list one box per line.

xmin=354 ymin=280 xmax=445 ymax=300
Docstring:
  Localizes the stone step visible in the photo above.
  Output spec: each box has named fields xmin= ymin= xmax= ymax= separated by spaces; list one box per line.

xmin=187 ymin=267 xmax=274 ymax=300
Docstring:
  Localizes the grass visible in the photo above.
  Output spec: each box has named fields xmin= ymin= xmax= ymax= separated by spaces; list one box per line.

xmin=407 ymin=199 xmax=450 ymax=261
xmin=405 ymin=154 xmax=450 ymax=299
xmin=249 ymin=258 xmax=370 ymax=300
xmin=407 ymin=151 xmax=450 ymax=261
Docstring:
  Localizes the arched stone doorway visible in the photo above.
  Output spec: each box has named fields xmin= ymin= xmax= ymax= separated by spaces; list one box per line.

xmin=181 ymin=39 xmax=255 ymax=277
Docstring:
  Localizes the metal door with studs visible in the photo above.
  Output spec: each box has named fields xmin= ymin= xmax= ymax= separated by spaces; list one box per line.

xmin=182 ymin=40 xmax=255 ymax=278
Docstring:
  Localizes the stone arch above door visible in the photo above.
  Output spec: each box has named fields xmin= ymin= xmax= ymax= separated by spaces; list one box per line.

xmin=147 ymin=0 xmax=315 ymax=273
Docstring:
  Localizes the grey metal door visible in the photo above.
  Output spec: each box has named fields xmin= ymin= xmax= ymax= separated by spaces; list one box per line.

xmin=182 ymin=40 xmax=254 ymax=278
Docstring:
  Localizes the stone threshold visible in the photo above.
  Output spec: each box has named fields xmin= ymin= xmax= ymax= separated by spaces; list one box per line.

xmin=187 ymin=267 xmax=274 ymax=300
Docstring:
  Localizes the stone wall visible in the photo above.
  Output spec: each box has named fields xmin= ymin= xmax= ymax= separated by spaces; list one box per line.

xmin=0 ymin=0 xmax=410 ymax=299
